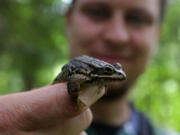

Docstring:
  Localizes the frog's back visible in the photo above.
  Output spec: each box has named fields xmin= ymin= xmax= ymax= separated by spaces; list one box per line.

xmin=74 ymin=55 xmax=110 ymax=68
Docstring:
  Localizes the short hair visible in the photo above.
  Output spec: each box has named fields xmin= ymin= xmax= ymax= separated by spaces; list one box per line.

xmin=70 ymin=0 xmax=168 ymax=22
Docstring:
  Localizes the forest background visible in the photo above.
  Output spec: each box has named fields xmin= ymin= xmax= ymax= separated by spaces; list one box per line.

xmin=0 ymin=0 xmax=180 ymax=132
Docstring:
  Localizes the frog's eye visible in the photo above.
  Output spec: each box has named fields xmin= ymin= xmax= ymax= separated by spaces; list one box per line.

xmin=113 ymin=63 xmax=122 ymax=70
xmin=104 ymin=65 xmax=114 ymax=74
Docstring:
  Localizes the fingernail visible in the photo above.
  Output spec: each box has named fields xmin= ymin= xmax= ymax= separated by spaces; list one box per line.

xmin=78 ymin=84 xmax=106 ymax=107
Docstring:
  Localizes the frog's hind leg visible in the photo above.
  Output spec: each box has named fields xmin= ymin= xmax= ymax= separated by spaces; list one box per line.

xmin=52 ymin=72 xmax=66 ymax=84
xmin=67 ymin=74 xmax=90 ymax=104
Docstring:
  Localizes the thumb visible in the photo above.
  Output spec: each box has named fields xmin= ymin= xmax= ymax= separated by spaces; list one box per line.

xmin=0 ymin=83 xmax=85 ymax=131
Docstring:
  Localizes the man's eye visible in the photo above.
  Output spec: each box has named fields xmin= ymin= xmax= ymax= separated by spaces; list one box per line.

xmin=83 ymin=8 xmax=111 ymax=21
xmin=125 ymin=14 xmax=152 ymax=27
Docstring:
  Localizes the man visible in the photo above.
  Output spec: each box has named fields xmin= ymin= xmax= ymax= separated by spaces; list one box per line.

xmin=0 ymin=0 xmax=171 ymax=135
xmin=66 ymin=0 xmax=167 ymax=134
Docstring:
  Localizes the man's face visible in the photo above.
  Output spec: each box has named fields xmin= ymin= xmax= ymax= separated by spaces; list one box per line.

xmin=66 ymin=0 xmax=160 ymax=99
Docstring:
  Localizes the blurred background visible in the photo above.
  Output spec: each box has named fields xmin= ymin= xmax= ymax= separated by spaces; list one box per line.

xmin=0 ymin=0 xmax=180 ymax=132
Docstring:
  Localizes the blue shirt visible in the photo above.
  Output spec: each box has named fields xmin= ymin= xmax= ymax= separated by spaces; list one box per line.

xmin=86 ymin=104 xmax=154 ymax=135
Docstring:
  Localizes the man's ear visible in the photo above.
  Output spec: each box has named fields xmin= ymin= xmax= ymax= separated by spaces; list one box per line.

xmin=65 ymin=8 xmax=73 ymax=26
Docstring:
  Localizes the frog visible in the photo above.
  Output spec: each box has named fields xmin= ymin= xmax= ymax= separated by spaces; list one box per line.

xmin=52 ymin=55 xmax=126 ymax=104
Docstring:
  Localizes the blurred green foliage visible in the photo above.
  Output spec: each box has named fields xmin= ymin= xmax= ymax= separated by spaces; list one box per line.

xmin=0 ymin=0 xmax=68 ymax=91
xmin=0 ymin=0 xmax=180 ymax=132
xmin=132 ymin=0 xmax=180 ymax=131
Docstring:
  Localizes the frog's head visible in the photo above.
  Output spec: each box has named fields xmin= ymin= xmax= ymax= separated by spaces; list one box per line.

xmin=90 ymin=62 xmax=126 ymax=81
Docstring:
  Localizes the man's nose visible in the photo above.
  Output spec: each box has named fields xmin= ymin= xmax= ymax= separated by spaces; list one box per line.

xmin=103 ymin=14 xmax=130 ymax=45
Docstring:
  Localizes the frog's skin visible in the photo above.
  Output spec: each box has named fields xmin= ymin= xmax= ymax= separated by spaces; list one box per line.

xmin=52 ymin=55 xmax=126 ymax=103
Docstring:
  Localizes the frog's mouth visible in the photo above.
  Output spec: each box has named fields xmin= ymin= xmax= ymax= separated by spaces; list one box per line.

xmin=91 ymin=72 xmax=126 ymax=81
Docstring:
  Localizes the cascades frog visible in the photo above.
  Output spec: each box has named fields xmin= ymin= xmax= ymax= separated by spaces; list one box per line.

xmin=52 ymin=55 xmax=126 ymax=104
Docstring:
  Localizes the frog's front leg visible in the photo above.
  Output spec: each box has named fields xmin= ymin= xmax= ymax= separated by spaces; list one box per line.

xmin=67 ymin=74 xmax=90 ymax=104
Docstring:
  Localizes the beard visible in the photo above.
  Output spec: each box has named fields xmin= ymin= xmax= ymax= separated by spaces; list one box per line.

xmin=99 ymin=81 xmax=131 ymax=102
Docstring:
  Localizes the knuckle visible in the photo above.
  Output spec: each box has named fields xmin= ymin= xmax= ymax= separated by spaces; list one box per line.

xmin=81 ymin=109 xmax=93 ymax=128
xmin=58 ymin=109 xmax=93 ymax=134
xmin=79 ymin=131 xmax=87 ymax=135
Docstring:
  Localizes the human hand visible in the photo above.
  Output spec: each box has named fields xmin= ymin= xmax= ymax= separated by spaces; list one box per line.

xmin=0 ymin=83 xmax=104 ymax=135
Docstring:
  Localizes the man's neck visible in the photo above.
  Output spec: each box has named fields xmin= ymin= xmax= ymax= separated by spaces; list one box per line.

xmin=91 ymin=97 xmax=131 ymax=126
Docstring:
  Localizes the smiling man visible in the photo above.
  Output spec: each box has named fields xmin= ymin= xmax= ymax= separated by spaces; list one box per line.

xmin=66 ymin=0 xmax=169 ymax=134
xmin=1 ymin=0 xmax=178 ymax=135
